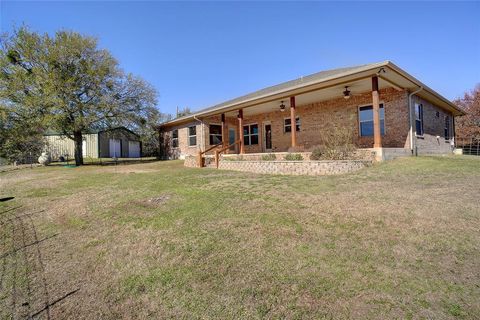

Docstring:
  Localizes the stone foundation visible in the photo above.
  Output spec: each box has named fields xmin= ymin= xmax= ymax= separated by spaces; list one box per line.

xmin=184 ymin=155 xmax=198 ymax=167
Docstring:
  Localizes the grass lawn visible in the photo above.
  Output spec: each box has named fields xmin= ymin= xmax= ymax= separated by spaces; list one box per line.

xmin=0 ymin=156 xmax=479 ymax=319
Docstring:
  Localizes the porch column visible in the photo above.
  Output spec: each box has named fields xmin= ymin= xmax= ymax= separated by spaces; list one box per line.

xmin=238 ymin=109 xmax=245 ymax=154
xmin=372 ymin=76 xmax=382 ymax=148
xmin=290 ymin=96 xmax=297 ymax=148
xmin=221 ymin=113 xmax=227 ymax=149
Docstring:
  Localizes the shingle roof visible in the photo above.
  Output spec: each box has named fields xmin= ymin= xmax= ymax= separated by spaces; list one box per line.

xmin=161 ymin=60 xmax=463 ymax=125
xmin=198 ymin=63 xmax=374 ymax=114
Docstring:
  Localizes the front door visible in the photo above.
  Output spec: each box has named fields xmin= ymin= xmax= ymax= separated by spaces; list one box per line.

xmin=264 ymin=123 xmax=272 ymax=152
xmin=229 ymin=128 xmax=237 ymax=153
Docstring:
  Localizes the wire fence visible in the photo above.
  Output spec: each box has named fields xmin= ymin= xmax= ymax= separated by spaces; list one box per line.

xmin=456 ymin=137 xmax=480 ymax=156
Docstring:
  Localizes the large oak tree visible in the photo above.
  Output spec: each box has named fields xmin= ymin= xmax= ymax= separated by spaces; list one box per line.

xmin=0 ymin=27 xmax=157 ymax=165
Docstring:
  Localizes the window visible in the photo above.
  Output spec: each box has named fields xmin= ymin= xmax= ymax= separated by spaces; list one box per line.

xmin=188 ymin=126 xmax=197 ymax=146
xmin=243 ymin=124 xmax=259 ymax=145
xmin=172 ymin=129 xmax=178 ymax=148
xmin=284 ymin=117 xmax=300 ymax=133
xmin=444 ymin=115 xmax=450 ymax=140
xmin=359 ymin=104 xmax=385 ymax=137
xmin=415 ymin=103 xmax=424 ymax=136
xmin=209 ymin=124 xmax=222 ymax=145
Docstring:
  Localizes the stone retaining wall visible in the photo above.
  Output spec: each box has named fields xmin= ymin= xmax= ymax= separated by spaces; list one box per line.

xmin=184 ymin=155 xmax=216 ymax=168
xmin=218 ymin=160 xmax=371 ymax=176
xmin=221 ymin=149 xmax=377 ymax=162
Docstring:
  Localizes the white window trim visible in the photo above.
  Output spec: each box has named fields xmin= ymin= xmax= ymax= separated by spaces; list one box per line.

xmin=209 ymin=123 xmax=223 ymax=145
xmin=188 ymin=125 xmax=197 ymax=147
xmin=243 ymin=123 xmax=259 ymax=146
xmin=357 ymin=102 xmax=386 ymax=137
xmin=283 ymin=116 xmax=300 ymax=134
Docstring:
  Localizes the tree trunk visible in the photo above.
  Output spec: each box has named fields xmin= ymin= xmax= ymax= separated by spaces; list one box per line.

xmin=73 ymin=130 xmax=84 ymax=166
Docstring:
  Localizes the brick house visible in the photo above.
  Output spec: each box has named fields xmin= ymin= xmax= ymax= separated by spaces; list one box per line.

xmin=159 ymin=61 xmax=464 ymax=163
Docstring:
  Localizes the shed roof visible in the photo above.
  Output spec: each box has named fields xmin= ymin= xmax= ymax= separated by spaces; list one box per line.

xmin=43 ymin=126 xmax=139 ymax=137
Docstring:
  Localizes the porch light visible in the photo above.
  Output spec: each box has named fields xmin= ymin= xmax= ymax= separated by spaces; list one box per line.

xmin=279 ymin=101 xmax=286 ymax=112
xmin=343 ymin=86 xmax=351 ymax=99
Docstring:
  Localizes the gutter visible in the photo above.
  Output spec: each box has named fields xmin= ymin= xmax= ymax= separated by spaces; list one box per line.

xmin=193 ymin=115 xmax=204 ymax=152
xmin=161 ymin=61 xmax=391 ymax=126
xmin=408 ymin=86 xmax=423 ymax=155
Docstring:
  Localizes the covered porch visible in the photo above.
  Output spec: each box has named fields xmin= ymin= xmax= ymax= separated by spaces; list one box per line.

xmin=197 ymin=70 xmax=407 ymax=166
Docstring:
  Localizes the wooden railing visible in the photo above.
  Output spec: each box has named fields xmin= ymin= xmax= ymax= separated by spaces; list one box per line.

xmin=197 ymin=142 xmax=223 ymax=167
xmin=214 ymin=140 xmax=241 ymax=168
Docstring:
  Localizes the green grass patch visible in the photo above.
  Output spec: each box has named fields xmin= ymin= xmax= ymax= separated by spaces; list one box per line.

xmin=1 ymin=156 xmax=479 ymax=319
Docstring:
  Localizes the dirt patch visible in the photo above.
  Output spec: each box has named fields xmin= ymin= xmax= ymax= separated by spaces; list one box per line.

xmin=145 ymin=194 xmax=171 ymax=206
xmin=131 ymin=194 xmax=173 ymax=209
xmin=94 ymin=163 xmax=162 ymax=174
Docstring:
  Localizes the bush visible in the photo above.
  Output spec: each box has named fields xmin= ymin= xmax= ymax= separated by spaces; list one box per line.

xmin=261 ymin=153 xmax=277 ymax=161
xmin=319 ymin=119 xmax=357 ymax=160
xmin=0 ymin=122 xmax=44 ymax=164
xmin=310 ymin=147 xmax=324 ymax=160
xmin=284 ymin=153 xmax=303 ymax=161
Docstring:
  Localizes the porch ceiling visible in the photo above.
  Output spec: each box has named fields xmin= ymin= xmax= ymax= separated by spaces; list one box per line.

xmin=225 ymin=77 xmax=391 ymax=117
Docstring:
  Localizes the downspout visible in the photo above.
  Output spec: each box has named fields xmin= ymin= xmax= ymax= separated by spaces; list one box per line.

xmin=193 ymin=115 xmax=204 ymax=152
xmin=408 ymin=86 xmax=423 ymax=155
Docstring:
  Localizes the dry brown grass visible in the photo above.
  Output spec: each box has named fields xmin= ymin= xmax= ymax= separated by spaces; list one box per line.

xmin=0 ymin=156 xmax=479 ymax=319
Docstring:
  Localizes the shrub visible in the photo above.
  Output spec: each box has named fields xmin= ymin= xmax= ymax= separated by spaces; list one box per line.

xmin=310 ymin=147 xmax=324 ymax=160
xmin=261 ymin=153 xmax=277 ymax=161
xmin=284 ymin=153 xmax=303 ymax=161
xmin=319 ymin=119 xmax=357 ymax=160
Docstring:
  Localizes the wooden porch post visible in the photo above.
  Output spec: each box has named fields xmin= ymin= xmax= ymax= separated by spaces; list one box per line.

xmin=238 ymin=109 xmax=244 ymax=154
xmin=221 ymin=113 xmax=227 ymax=149
xmin=290 ymin=96 xmax=297 ymax=148
xmin=372 ymin=76 xmax=382 ymax=148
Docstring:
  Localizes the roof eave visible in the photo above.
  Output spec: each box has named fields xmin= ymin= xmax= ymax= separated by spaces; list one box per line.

xmin=160 ymin=61 xmax=390 ymax=127
xmin=385 ymin=61 xmax=465 ymax=116
xmin=160 ymin=61 xmax=465 ymax=127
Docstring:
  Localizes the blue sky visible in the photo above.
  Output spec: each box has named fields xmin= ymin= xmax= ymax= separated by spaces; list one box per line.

xmin=1 ymin=1 xmax=479 ymax=115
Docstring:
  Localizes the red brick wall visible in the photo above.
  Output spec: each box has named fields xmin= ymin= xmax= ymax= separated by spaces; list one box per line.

xmin=161 ymin=88 xmax=457 ymax=159
xmin=204 ymin=88 xmax=410 ymax=152
xmin=160 ymin=121 xmax=201 ymax=159
xmin=411 ymin=95 xmax=454 ymax=154
xmin=161 ymin=88 xmax=415 ymax=158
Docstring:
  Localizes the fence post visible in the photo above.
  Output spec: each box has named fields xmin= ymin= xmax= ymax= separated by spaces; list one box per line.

xmin=214 ymin=150 xmax=219 ymax=168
